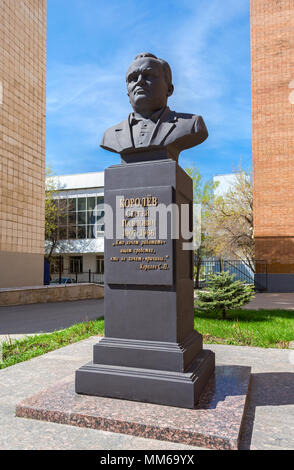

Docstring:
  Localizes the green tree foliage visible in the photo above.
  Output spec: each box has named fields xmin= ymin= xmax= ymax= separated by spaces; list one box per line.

xmin=185 ymin=167 xmax=218 ymax=288
xmin=196 ymin=271 xmax=254 ymax=319
xmin=205 ymin=168 xmax=254 ymax=272
xmin=45 ymin=167 xmax=58 ymax=255
xmin=45 ymin=167 xmax=66 ymax=262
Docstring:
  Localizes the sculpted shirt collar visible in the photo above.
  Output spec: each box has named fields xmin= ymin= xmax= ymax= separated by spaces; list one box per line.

xmin=129 ymin=106 xmax=167 ymax=126
xmin=108 ymin=106 xmax=178 ymax=153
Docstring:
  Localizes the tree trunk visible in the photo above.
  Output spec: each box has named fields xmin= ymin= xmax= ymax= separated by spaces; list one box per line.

xmin=195 ymin=249 xmax=202 ymax=289
xmin=222 ymin=308 xmax=226 ymax=320
xmin=220 ymin=257 xmax=223 ymax=272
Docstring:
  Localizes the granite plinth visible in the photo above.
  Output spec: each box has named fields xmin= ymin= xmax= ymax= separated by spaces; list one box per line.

xmin=76 ymin=349 xmax=215 ymax=409
xmin=16 ymin=364 xmax=251 ymax=450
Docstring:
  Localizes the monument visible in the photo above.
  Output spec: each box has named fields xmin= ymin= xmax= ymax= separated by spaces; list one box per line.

xmin=75 ymin=53 xmax=215 ymax=408
xmin=16 ymin=52 xmax=251 ymax=449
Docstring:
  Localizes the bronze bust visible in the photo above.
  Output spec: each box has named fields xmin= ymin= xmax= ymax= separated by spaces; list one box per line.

xmin=100 ymin=53 xmax=208 ymax=161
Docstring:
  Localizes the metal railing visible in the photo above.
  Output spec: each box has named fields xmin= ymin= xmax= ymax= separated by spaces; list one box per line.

xmin=195 ymin=258 xmax=268 ymax=291
xmin=50 ymin=269 xmax=104 ymax=285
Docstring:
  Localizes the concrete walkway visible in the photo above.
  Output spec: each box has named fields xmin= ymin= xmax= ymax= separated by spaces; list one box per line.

xmin=195 ymin=291 xmax=294 ymax=310
xmin=244 ymin=293 xmax=294 ymax=310
xmin=0 ymin=338 xmax=293 ymax=450
xmin=0 ymin=299 xmax=104 ymax=338
xmin=1 ymin=293 xmax=294 ymax=343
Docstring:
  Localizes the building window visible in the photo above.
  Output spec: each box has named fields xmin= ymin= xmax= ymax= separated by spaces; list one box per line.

xmin=95 ymin=223 xmax=105 ymax=235
xmin=50 ymin=256 xmax=64 ymax=274
xmin=96 ymin=256 xmax=104 ymax=274
xmin=70 ymin=256 xmax=83 ymax=273
xmin=54 ymin=196 xmax=104 ymax=241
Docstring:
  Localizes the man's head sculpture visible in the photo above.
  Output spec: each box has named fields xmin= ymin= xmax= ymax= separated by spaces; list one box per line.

xmin=101 ymin=52 xmax=208 ymax=162
xmin=126 ymin=53 xmax=174 ymax=118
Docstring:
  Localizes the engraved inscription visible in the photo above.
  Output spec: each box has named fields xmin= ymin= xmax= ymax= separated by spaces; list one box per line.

xmin=105 ymin=185 xmax=173 ymax=285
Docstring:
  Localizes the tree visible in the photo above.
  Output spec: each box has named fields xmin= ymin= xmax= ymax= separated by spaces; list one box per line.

xmin=45 ymin=167 xmax=66 ymax=263
xmin=185 ymin=167 xmax=218 ymax=288
xmin=205 ymin=168 xmax=254 ymax=272
xmin=196 ymin=271 xmax=254 ymax=319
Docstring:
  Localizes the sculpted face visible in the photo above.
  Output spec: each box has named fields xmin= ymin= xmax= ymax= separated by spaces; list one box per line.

xmin=126 ymin=57 xmax=172 ymax=116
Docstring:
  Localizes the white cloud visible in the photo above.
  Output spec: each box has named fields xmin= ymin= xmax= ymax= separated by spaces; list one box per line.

xmin=47 ymin=0 xmax=251 ymax=173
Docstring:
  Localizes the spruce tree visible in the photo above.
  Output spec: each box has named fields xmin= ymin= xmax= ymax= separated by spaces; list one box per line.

xmin=196 ymin=271 xmax=254 ymax=319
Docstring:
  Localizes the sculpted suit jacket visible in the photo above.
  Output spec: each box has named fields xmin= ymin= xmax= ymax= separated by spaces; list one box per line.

xmin=100 ymin=107 xmax=208 ymax=160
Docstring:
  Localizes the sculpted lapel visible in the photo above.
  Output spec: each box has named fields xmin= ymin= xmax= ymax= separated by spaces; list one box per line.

xmin=150 ymin=108 xmax=177 ymax=146
xmin=114 ymin=119 xmax=133 ymax=151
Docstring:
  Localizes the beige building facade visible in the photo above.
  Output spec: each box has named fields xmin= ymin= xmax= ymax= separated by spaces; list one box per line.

xmin=0 ymin=0 xmax=46 ymax=287
xmin=251 ymin=0 xmax=294 ymax=291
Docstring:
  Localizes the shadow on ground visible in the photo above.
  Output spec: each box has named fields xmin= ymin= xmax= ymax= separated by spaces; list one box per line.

xmin=239 ymin=372 xmax=294 ymax=449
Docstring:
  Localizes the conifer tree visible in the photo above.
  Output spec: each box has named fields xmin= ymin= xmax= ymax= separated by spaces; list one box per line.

xmin=196 ymin=271 xmax=254 ymax=319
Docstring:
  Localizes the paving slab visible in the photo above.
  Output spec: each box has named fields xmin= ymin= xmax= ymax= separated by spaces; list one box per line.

xmin=0 ymin=338 xmax=293 ymax=450
xmin=0 ymin=299 xmax=104 ymax=335
xmin=244 ymin=293 xmax=294 ymax=310
xmin=16 ymin=365 xmax=251 ymax=450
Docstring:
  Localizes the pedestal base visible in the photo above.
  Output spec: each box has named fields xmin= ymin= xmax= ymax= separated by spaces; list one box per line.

xmin=76 ymin=349 xmax=215 ymax=409
xmin=16 ymin=364 xmax=251 ymax=450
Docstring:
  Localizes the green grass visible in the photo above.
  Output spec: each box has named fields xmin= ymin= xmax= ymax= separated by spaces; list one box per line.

xmin=0 ymin=318 xmax=105 ymax=370
xmin=194 ymin=308 xmax=294 ymax=348
xmin=0 ymin=309 xmax=293 ymax=370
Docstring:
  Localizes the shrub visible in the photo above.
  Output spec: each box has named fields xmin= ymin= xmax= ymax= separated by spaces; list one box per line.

xmin=196 ymin=271 xmax=254 ymax=319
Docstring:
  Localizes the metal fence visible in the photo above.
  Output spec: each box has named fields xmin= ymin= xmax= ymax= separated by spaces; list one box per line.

xmin=195 ymin=259 xmax=268 ymax=292
xmin=49 ymin=269 xmax=104 ymax=285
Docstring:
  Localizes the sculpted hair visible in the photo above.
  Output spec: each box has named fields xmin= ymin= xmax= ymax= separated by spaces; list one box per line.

xmin=132 ymin=52 xmax=173 ymax=88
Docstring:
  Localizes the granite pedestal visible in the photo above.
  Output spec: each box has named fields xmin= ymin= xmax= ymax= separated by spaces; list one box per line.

xmin=76 ymin=155 xmax=215 ymax=408
xmin=16 ymin=364 xmax=251 ymax=450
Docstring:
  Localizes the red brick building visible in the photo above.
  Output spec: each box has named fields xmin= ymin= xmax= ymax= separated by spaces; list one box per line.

xmin=251 ymin=0 xmax=294 ymax=291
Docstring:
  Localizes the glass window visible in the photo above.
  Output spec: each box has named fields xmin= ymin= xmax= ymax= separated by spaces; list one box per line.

xmin=50 ymin=195 xmax=105 ymax=244
xmin=88 ymin=211 xmax=95 ymax=225
xmin=95 ymin=223 xmax=105 ymax=234
xmin=59 ymin=226 xmax=68 ymax=240
xmin=50 ymin=256 xmax=64 ymax=275
xmin=58 ymin=198 xmax=68 ymax=225
xmin=77 ymin=225 xmax=86 ymax=239
xmin=58 ymin=211 xmax=67 ymax=225
xmin=96 ymin=256 xmax=104 ymax=274
xmin=68 ymin=225 xmax=77 ymax=240
xmin=87 ymin=197 xmax=96 ymax=212
xmin=78 ymin=198 xmax=86 ymax=211
xmin=68 ymin=212 xmax=76 ymax=225
xmin=70 ymin=256 xmax=83 ymax=274
xmin=95 ymin=211 xmax=105 ymax=222
xmin=95 ymin=197 xmax=104 ymax=214
xmin=87 ymin=225 xmax=95 ymax=239
xmin=59 ymin=199 xmax=68 ymax=211
xmin=68 ymin=198 xmax=77 ymax=212
xmin=77 ymin=212 xmax=87 ymax=224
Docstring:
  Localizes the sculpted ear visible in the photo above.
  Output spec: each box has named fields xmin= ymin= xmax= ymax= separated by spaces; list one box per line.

xmin=167 ymin=84 xmax=174 ymax=97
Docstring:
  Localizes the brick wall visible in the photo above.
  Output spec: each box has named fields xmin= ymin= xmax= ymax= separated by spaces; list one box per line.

xmin=0 ymin=0 xmax=46 ymax=287
xmin=251 ymin=0 xmax=294 ymax=273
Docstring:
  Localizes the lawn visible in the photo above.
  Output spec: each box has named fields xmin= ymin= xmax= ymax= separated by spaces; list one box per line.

xmin=0 ymin=309 xmax=293 ymax=370
xmin=194 ymin=308 xmax=294 ymax=348
xmin=0 ymin=318 xmax=104 ymax=370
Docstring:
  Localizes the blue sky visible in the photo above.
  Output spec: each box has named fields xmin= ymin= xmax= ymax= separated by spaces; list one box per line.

xmin=47 ymin=0 xmax=252 ymax=179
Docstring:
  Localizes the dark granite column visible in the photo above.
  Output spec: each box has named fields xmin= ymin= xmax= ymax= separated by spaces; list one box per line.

xmin=76 ymin=154 xmax=215 ymax=409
